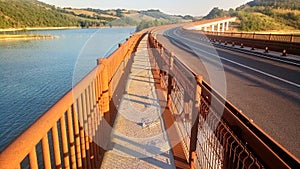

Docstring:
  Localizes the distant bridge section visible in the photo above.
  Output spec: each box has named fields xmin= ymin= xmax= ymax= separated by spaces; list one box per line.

xmin=186 ymin=17 xmax=237 ymax=32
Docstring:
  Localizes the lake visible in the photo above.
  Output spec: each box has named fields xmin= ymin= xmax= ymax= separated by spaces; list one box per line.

xmin=0 ymin=27 xmax=135 ymax=151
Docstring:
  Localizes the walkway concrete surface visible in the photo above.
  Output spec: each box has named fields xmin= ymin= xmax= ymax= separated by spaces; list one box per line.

xmin=100 ymin=35 xmax=176 ymax=169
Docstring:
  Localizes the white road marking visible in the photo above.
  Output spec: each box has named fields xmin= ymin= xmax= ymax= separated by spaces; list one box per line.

xmin=166 ymin=29 xmax=300 ymax=88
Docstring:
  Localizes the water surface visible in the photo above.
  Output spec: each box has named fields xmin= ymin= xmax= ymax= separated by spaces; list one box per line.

xmin=0 ymin=28 xmax=135 ymax=151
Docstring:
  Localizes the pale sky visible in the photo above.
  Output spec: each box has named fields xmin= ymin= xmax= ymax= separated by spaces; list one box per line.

xmin=39 ymin=0 xmax=251 ymax=16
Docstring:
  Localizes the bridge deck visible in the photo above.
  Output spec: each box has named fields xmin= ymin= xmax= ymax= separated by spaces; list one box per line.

xmin=100 ymin=35 xmax=176 ymax=169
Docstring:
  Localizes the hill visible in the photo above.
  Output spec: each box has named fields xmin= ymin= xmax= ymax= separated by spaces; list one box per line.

xmin=0 ymin=0 xmax=79 ymax=28
xmin=109 ymin=9 xmax=193 ymax=29
xmin=204 ymin=0 xmax=300 ymax=31
xmin=0 ymin=0 xmax=110 ymax=28
xmin=0 ymin=0 xmax=194 ymax=30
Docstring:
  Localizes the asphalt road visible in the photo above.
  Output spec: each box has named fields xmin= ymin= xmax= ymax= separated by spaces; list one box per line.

xmin=154 ymin=27 xmax=300 ymax=159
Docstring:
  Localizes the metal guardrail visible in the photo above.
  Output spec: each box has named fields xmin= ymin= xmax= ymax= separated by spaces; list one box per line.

xmin=187 ymin=30 xmax=300 ymax=56
xmin=202 ymin=31 xmax=300 ymax=43
xmin=148 ymin=32 xmax=300 ymax=169
xmin=0 ymin=32 xmax=145 ymax=169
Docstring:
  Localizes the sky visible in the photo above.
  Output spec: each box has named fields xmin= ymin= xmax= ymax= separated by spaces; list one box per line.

xmin=39 ymin=0 xmax=251 ymax=16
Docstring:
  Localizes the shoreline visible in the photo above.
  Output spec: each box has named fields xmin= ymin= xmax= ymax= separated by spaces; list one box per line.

xmin=0 ymin=34 xmax=57 ymax=41
xmin=0 ymin=26 xmax=137 ymax=32
xmin=0 ymin=27 xmax=80 ymax=32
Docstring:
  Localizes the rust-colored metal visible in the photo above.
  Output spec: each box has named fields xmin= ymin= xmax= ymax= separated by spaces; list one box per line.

xmin=100 ymin=59 xmax=110 ymax=115
xmin=189 ymin=75 xmax=202 ymax=168
xmin=72 ymin=101 xmax=83 ymax=168
xmin=52 ymin=124 xmax=62 ymax=169
xmin=60 ymin=115 xmax=70 ymax=169
xmin=190 ymin=30 xmax=300 ymax=55
xmin=66 ymin=108 xmax=77 ymax=169
xmin=29 ymin=147 xmax=38 ymax=169
xmin=42 ymin=135 xmax=51 ymax=169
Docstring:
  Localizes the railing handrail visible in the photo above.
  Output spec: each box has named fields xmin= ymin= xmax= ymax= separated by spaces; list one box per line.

xmin=200 ymin=30 xmax=300 ymax=42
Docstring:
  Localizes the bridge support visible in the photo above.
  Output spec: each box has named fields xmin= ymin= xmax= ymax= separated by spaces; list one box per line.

xmin=211 ymin=25 xmax=215 ymax=32
xmin=226 ymin=21 xmax=229 ymax=31
xmin=217 ymin=23 xmax=220 ymax=32
xmin=222 ymin=22 xmax=225 ymax=32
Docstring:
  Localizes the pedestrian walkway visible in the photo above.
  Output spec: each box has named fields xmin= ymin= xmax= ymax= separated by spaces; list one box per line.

xmin=100 ymin=35 xmax=176 ymax=169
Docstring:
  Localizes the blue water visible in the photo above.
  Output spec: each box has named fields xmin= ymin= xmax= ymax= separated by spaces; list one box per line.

xmin=0 ymin=28 xmax=135 ymax=151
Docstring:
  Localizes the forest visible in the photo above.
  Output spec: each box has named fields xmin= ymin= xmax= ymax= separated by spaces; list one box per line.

xmin=204 ymin=0 xmax=300 ymax=31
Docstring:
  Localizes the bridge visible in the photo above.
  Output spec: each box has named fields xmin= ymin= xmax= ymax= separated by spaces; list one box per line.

xmin=186 ymin=17 xmax=237 ymax=32
xmin=0 ymin=18 xmax=300 ymax=169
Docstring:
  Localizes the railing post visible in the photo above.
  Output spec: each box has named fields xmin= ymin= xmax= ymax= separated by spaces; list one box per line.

xmin=99 ymin=59 xmax=110 ymax=114
xmin=52 ymin=124 xmax=62 ymax=169
xmin=29 ymin=148 xmax=38 ymax=169
xmin=189 ymin=75 xmax=202 ymax=169
xmin=42 ymin=135 xmax=52 ymax=169
xmin=167 ymin=52 xmax=174 ymax=107
xmin=67 ymin=107 xmax=77 ymax=169
xmin=60 ymin=115 xmax=70 ymax=169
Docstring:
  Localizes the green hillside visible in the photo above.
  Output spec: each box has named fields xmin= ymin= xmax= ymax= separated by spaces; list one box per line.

xmin=204 ymin=0 xmax=300 ymax=31
xmin=0 ymin=0 xmax=80 ymax=28
xmin=0 ymin=0 xmax=193 ymax=30
xmin=110 ymin=9 xmax=192 ymax=29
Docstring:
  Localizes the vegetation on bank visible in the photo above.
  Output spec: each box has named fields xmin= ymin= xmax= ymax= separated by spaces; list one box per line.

xmin=136 ymin=19 xmax=169 ymax=32
xmin=134 ymin=10 xmax=193 ymax=31
xmin=203 ymin=0 xmax=300 ymax=31
xmin=0 ymin=0 xmax=193 ymax=30
xmin=0 ymin=34 xmax=54 ymax=41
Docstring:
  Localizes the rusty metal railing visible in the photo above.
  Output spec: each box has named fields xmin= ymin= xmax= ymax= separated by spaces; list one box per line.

xmin=148 ymin=32 xmax=300 ymax=169
xmin=201 ymin=31 xmax=300 ymax=43
xmin=0 ymin=32 xmax=145 ymax=169
xmin=186 ymin=29 xmax=300 ymax=56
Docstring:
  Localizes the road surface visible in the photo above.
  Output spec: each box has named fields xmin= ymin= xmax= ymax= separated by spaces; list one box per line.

xmin=154 ymin=27 xmax=300 ymax=158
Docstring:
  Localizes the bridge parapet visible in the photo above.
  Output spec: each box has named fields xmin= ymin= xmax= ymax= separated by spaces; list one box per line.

xmin=0 ymin=31 xmax=146 ymax=169
xmin=148 ymin=32 xmax=300 ymax=169
xmin=191 ymin=29 xmax=300 ymax=56
xmin=185 ymin=17 xmax=237 ymax=32
xmin=184 ymin=17 xmax=300 ymax=55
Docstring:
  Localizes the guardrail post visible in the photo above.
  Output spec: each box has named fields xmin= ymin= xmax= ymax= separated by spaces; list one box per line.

xmin=290 ymin=34 xmax=294 ymax=42
xmin=189 ymin=75 xmax=202 ymax=169
xmin=251 ymin=33 xmax=255 ymax=50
